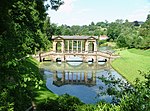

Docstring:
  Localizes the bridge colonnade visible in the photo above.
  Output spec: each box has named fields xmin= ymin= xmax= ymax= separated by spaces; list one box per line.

xmin=33 ymin=36 xmax=115 ymax=62
xmin=52 ymin=36 xmax=97 ymax=53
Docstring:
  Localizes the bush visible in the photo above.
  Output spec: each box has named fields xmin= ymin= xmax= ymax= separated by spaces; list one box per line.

xmin=37 ymin=94 xmax=83 ymax=111
xmin=99 ymin=40 xmax=107 ymax=45
xmin=120 ymin=71 xmax=150 ymax=111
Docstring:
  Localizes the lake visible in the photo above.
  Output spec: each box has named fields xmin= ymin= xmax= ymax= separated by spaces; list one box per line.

xmin=41 ymin=61 xmax=126 ymax=104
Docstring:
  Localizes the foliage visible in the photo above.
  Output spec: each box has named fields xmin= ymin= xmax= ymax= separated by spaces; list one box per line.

xmin=48 ymin=14 xmax=149 ymax=50
xmin=98 ymin=40 xmax=107 ymax=46
xmin=107 ymin=19 xmax=123 ymax=41
xmin=50 ymin=15 xmax=149 ymax=50
xmin=37 ymin=94 xmax=83 ymax=111
xmin=0 ymin=57 xmax=43 ymax=111
xmin=50 ymin=21 xmax=108 ymax=36
xmin=0 ymin=0 xmax=63 ymax=110
xmin=106 ymin=17 xmax=149 ymax=49
xmin=76 ymin=102 xmax=120 ymax=111
xmin=116 ymin=27 xmax=140 ymax=48
xmin=120 ymin=71 xmax=150 ymax=111
xmin=50 ymin=0 xmax=64 ymax=10
xmin=41 ymin=14 xmax=149 ymax=49
xmin=138 ymin=14 xmax=150 ymax=49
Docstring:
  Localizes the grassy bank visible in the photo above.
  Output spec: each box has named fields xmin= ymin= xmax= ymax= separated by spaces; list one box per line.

xmin=111 ymin=49 xmax=150 ymax=84
xmin=26 ymin=57 xmax=58 ymax=104
xmin=34 ymin=86 xmax=58 ymax=104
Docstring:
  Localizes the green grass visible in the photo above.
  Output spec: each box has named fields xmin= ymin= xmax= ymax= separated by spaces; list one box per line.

xmin=25 ymin=57 xmax=40 ymax=74
xmin=34 ymin=85 xmax=58 ymax=104
xmin=111 ymin=49 xmax=150 ymax=84
xmin=128 ymin=48 xmax=150 ymax=56
xmin=26 ymin=57 xmax=58 ymax=104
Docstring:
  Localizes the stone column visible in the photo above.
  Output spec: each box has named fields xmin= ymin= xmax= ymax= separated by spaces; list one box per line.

xmin=53 ymin=41 xmax=56 ymax=52
xmin=94 ymin=40 xmax=97 ymax=52
xmin=72 ymin=40 xmax=73 ymax=53
xmin=53 ymin=71 xmax=57 ymax=82
xmin=68 ymin=40 xmax=69 ymax=53
xmin=61 ymin=71 xmax=65 ymax=83
xmin=61 ymin=40 xmax=65 ymax=53
xmin=85 ymin=40 xmax=89 ymax=52
xmin=81 ymin=41 xmax=83 ymax=53
xmin=80 ymin=73 xmax=82 ymax=82
xmin=84 ymin=72 xmax=87 ymax=83
xmin=92 ymin=71 xmax=96 ymax=84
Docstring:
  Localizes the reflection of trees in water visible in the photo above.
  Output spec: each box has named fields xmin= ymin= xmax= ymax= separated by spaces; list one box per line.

xmin=97 ymin=70 xmax=132 ymax=104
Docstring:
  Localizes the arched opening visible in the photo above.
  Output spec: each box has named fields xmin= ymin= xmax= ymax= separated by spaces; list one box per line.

xmin=56 ymin=42 xmax=62 ymax=53
xmin=88 ymin=42 xmax=94 ymax=53
xmin=66 ymin=56 xmax=83 ymax=66
xmin=87 ymin=58 xmax=94 ymax=65
xmin=56 ymin=58 xmax=61 ymax=62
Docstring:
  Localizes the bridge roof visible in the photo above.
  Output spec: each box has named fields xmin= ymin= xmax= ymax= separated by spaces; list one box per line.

xmin=52 ymin=36 xmax=98 ymax=40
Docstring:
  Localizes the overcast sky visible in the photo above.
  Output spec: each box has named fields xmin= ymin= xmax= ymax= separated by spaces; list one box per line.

xmin=47 ymin=0 xmax=150 ymax=26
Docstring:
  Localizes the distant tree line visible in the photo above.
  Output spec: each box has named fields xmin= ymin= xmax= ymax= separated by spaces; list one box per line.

xmin=107 ymin=16 xmax=150 ymax=49
xmin=48 ymin=21 xmax=108 ymax=36
xmin=49 ymin=15 xmax=149 ymax=49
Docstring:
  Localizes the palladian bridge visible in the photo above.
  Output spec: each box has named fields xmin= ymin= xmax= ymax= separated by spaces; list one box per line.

xmin=34 ymin=36 xmax=118 ymax=62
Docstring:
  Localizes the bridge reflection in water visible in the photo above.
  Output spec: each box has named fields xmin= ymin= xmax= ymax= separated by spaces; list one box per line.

xmin=42 ymin=62 xmax=122 ymax=104
xmin=53 ymin=71 xmax=96 ymax=87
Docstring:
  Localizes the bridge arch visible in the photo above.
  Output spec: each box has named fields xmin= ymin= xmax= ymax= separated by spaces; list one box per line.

xmin=88 ymin=42 xmax=94 ymax=53
xmin=56 ymin=41 xmax=62 ymax=53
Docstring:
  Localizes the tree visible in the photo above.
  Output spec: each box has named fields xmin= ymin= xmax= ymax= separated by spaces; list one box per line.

xmin=133 ymin=21 xmax=140 ymax=26
xmin=138 ymin=14 xmax=150 ymax=49
xmin=146 ymin=14 xmax=150 ymax=21
xmin=96 ymin=21 xmax=108 ymax=28
xmin=107 ymin=20 xmax=123 ymax=41
xmin=120 ymin=71 xmax=150 ymax=111
xmin=43 ymin=17 xmax=52 ymax=38
xmin=50 ymin=0 xmax=64 ymax=10
xmin=0 ymin=0 xmax=63 ymax=110
xmin=71 ymin=25 xmax=81 ymax=35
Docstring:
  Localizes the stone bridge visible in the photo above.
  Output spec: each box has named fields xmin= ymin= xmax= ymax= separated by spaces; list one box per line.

xmin=33 ymin=51 xmax=118 ymax=62
xmin=33 ymin=36 xmax=119 ymax=62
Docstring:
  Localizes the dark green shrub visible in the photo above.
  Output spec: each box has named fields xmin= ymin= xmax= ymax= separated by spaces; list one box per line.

xmin=37 ymin=94 xmax=83 ymax=111
xmin=120 ymin=71 xmax=150 ymax=111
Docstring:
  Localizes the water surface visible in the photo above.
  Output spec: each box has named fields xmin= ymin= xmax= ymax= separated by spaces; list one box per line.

xmin=41 ymin=61 xmax=125 ymax=104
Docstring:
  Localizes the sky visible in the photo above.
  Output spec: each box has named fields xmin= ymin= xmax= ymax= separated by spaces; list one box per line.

xmin=47 ymin=0 xmax=150 ymax=26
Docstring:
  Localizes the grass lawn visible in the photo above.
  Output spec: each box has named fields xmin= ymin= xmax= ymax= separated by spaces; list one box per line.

xmin=26 ymin=57 xmax=58 ymax=104
xmin=34 ymin=85 xmax=58 ymax=104
xmin=111 ymin=49 xmax=150 ymax=84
